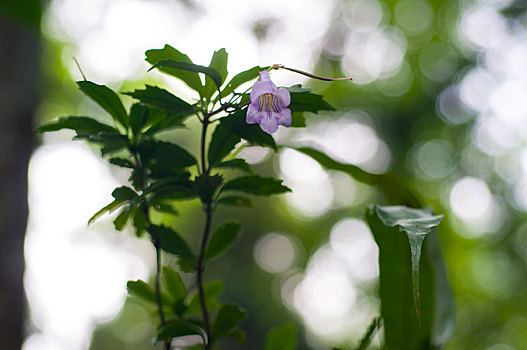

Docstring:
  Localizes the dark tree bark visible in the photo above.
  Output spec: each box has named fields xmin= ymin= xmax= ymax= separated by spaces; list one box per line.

xmin=0 ymin=12 xmax=41 ymax=350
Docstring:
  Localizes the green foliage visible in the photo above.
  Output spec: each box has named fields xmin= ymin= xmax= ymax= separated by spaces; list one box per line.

xmin=153 ymin=225 xmax=194 ymax=262
xmin=127 ymin=279 xmax=156 ymax=303
xmin=214 ymin=159 xmax=252 ymax=174
xmin=157 ymin=320 xmax=205 ymax=343
xmin=287 ymin=85 xmax=335 ymax=114
xmin=203 ymin=48 xmax=228 ymax=99
xmin=193 ymin=174 xmax=223 ymax=204
xmin=163 ymin=266 xmax=186 ymax=302
xmin=149 ymin=59 xmax=223 ymax=93
xmin=186 ymin=280 xmax=224 ymax=314
xmin=218 ymin=110 xmax=277 ymax=150
xmin=366 ymin=205 xmax=453 ymax=350
xmin=205 ymin=221 xmax=241 ymax=260
xmin=221 ymin=176 xmax=291 ymax=196
xmin=207 ymin=120 xmax=241 ymax=166
xmin=124 ymin=85 xmax=195 ymax=115
xmin=145 ymin=45 xmax=203 ymax=93
xmin=212 ymin=304 xmax=246 ymax=342
xmin=290 ymin=146 xmax=378 ymax=185
xmin=139 ymin=140 xmax=197 ymax=178
xmin=77 ymin=81 xmax=129 ymax=129
xmin=265 ymin=323 xmax=297 ymax=350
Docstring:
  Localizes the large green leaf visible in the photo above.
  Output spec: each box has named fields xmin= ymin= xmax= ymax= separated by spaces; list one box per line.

xmin=203 ymin=48 xmax=228 ymax=99
xmin=193 ymin=174 xmax=223 ymax=204
xmin=220 ymin=66 xmax=266 ymax=98
xmin=265 ymin=323 xmax=297 ymax=350
xmin=77 ymin=81 xmax=129 ymax=128
xmin=127 ymin=279 xmax=156 ymax=303
xmin=149 ymin=59 xmax=222 ymax=92
xmin=287 ymin=85 xmax=335 ymax=114
xmin=124 ymin=85 xmax=195 ymax=115
xmin=145 ymin=45 xmax=203 ymax=93
xmin=163 ymin=266 xmax=186 ymax=302
xmin=220 ymin=109 xmax=277 ymax=150
xmin=38 ymin=116 xmax=119 ymax=135
xmin=111 ymin=186 xmax=138 ymax=201
xmin=153 ymin=225 xmax=194 ymax=261
xmin=207 ymin=120 xmax=242 ymax=165
xmin=129 ymin=103 xmax=149 ymax=135
xmin=221 ymin=176 xmax=291 ymax=196
xmin=212 ymin=304 xmax=246 ymax=341
xmin=366 ymin=205 xmax=453 ymax=350
xmin=205 ymin=221 xmax=241 ymax=261
xmin=139 ymin=140 xmax=197 ymax=178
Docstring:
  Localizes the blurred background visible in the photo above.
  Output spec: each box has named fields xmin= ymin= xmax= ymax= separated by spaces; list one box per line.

xmin=1 ymin=0 xmax=527 ymax=349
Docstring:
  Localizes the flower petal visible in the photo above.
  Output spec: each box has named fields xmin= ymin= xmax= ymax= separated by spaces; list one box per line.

xmin=250 ymin=80 xmax=276 ymax=103
xmin=277 ymin=108 xmax=292 ymax=127
xmin=277 ymin=87 xmax=291 ymax=107
xmin=246 ymin=104 xmax=260 ymax=124
xmin=259 ymin=70 xmax=271 ymax=81
xmin=259 ymin=116 xmax=279 ymax=134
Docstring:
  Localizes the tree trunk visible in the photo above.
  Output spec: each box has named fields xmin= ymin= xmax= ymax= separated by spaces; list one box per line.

xmin=0 ymin=13 xmax=41 ymax=350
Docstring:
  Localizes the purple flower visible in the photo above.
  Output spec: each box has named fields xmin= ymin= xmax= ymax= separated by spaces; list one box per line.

xmin=246 ymin=71 xmax=291 ymax=134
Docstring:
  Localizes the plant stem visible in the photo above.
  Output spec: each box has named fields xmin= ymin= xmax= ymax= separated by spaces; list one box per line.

xmin=132 ymin=150 xmax=170 ymax=349
xmin=197 ymin=202 xmax=213 ymax=348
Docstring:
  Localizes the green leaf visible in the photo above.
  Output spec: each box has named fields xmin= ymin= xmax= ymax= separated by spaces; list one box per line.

xmin=157 ymin=320 xmax=205 ymax=343
xmin=150 ymin=59 xmax=223 ymax=93
xmin=203 ymin=48 xmax=228 ymax=99
xmin=114 ymin=205 xmax=134 ymax=231
xmin=215 ymin=159 xmax=252 ymax=174
xmin=290 ymin=112 xmax=306 ymax=127
xmin=124 ymin=85 xmax=195 ymax=115
xmin=193 ymin=174 xmax=223 ymax=204
xmin=290 ymin=146 xmax=379 ymax=185
xmin=140 ymin=140 xmax=197 ymax=178
xmin=217 ymin=196 xmax=253 ymax=208
xmin=127 ymin=279 xmax=156 ymax=303
xmin=132 ymin=207 xmax=147 ymax=237
xmin=366 ymin=205 xmax=453 ymax=349
xmin=265 ymin=323 xmax=297 ymax=350
xmin=163 ymin=266 xmax=186 ymax=301
xmin=208 ymin=121 xmax=242 ymax=166
xmin=146 ymin=176 xmax=196 ymax=202
xmin=287 ymin=85 xmax=335 ymax=114
xmin=129 ymin=103 xmax=149 ymax=135
xmin=152 ymin=202 xmax=179 ymax=216
xmin=205 ymin=221 xmax=241 ymax=260
xmin=38 ymin=116 xmax=119 ymax=135
xmin=145 ymin=45 xmax=203 ymax=93
xmin=77 ymin=81 xmax=129 ymax=128
xmin=111 ymin=186 xmax=138 ymax=201
xmin=220 ymin=66 xmax=266 ymax=98
xmin=84 ymin=132 xmax=128 ymax=156
xmin=88 ymin=199 xmax=125 ymax=225
xmin=108 ymin=157 xmax=134 ymax=169
xmin=143 ymin=108 xmax=188 ymax=135
xmin=221 ymin=176 xmax=291 ymax=196
xmin=186 ymin=280 xmax=224 ymax=314
xmin=219 ymin=109 xmax=277 ymax=150
xmin=212 ymin=304 xmax=246 ymax=341
xmin=154 ymin=225 xmax=195 ymax=261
